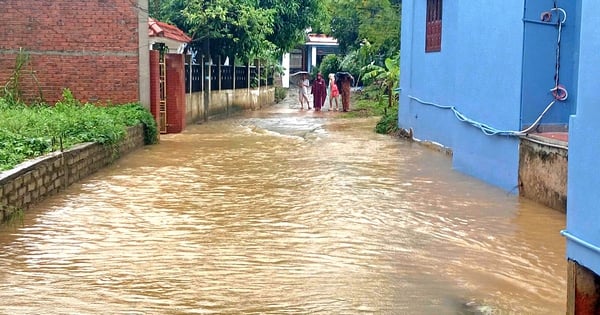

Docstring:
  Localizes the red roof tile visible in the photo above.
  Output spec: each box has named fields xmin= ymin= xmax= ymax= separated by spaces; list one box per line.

xmin=148 ymin=18 xmax=191 ymax=43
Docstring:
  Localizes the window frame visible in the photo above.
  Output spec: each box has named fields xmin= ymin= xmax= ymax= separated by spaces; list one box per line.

xmin=425 ymin=0 xmax=443 ymax=52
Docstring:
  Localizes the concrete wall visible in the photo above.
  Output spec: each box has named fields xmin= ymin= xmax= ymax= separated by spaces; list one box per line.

xmin=519 ymin=136 xmax=567 ymax=211
xmin=0 ymin=0 xmax=144 ymax=105
xmin=185 ymin=87 xmax=275 ymax=123
xmin=399 ymin=0 xmax=524 ymax=191
xmin=0 ymin=126 xmax=145 ymax=222
xmin=186 ymin=92 xmax=205 ymax=124
xmin=563 ymin=1 xmax=600 ymax=312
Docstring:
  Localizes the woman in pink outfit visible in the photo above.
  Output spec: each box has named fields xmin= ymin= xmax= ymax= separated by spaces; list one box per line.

xmin=328 ymin=73 xmax=340 ymax=111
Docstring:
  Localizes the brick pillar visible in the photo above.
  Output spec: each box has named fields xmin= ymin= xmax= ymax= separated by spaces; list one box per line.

xmin=166 ymin=53 xmax=186 ymax=133
xmin=149 ymin=50 xmax=161 ymax=130
xmin=568 ymin=260 xmax=600 ymax=315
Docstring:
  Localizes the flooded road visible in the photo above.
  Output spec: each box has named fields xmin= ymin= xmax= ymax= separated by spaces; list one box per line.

xmin=0 ymin=96 xmax=566 ymax=314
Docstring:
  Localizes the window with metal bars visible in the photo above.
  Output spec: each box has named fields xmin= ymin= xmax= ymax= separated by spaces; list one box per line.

xmin=425 ymin=0 xmax=442 ymax=52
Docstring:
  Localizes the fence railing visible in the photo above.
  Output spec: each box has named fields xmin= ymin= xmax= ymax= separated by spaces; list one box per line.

xmin=185 ymin=64 xmax=274 ymax=94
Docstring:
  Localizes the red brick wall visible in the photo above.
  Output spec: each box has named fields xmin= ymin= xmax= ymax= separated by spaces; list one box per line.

xmin=149 ymin=50 xmax=161 ymax=129
xmin=0 ymin=0 xmax=141 ymax=104
xmin=165 ymin=54 xmax=185 ymax=133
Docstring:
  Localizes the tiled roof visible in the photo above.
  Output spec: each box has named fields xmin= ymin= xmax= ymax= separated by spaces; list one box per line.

xmin=306 ymin=33 xmax=338 ymax=45
xmin=148 ymin=18 xmax=191 ymax=43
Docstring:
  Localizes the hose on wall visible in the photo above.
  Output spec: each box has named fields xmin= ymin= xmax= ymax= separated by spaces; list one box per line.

xmin=408 ymin=7 xmax=568 ymax=137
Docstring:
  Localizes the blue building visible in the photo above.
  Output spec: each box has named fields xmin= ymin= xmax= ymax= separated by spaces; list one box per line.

xmin=400 ymin=0 xmax=600 ymax=310
xmin=400 ymin=0 xmax=576 ymax=191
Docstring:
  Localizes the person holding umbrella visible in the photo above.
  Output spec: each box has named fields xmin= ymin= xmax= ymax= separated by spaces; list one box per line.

xmin=297 ymin=73 xmax=311 ymax=110
xmin=336 ymin=72 xmax=354 ymax=112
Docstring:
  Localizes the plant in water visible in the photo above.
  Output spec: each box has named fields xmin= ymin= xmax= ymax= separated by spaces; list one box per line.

xmin=1 ymin=204 xmax=24 ymax=228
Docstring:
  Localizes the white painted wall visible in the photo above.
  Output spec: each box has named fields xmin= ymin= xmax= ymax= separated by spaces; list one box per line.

xmin=282 ymin=53 xmax=291 ymax=88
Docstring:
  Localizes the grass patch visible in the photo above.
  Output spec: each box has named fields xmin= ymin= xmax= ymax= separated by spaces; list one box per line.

xmin=0 ymin=89 xmax=158 ymax=171
xmin=1 ymin=205 xmax=24 ymax=227
xmin=342 ymin=87 xmax=399 ymax=135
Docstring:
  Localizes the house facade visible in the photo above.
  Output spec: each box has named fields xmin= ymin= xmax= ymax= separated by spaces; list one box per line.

xmin=0 ymin=0 xmax=150 ymax=106
xmin=281 ymin=34 xmax=339 ymax=88
xmin=401 ymin=0 xmax=600 ymax=311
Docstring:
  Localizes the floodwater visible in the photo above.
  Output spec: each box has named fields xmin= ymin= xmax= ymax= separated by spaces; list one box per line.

xmin=0 ymin=94 xmax=566 ymax=314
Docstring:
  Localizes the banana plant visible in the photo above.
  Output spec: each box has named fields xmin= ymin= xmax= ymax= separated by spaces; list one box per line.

xmin=360 ymin=55 xmax=399 ymax=108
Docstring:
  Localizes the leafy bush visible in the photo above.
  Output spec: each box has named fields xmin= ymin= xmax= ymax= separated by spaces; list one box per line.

xmin=274 ymin=86 xmax=287 ymax=103
xmin=0 ymin=89 xmax=158 ymax=171
xmin=319 ymin=54 xmax=341 ymax=78
xmin=343 ymin=86 xmax=399 ymax=135
xmin=375 ymin=105 xmax=399 ymax=134
xmin=339 ymin=51 xmax=362 ymax=81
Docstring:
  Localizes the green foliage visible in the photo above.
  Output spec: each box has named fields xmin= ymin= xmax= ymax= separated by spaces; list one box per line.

xmin=319 ymin=54 xmax=342 ymax=78
xmin=265 ymin=0 xmax=326 ymax=53
xmin=375 ymin=105 xmax=399 ymax=134
xmin=274 ymin=86 xmax=287 ymax=103
xmin=0 ymin=89 xmax=158 ymax=171
xmin=1 ymin=205 xmax=24 ymax=227
xmin=360 ymin=54 xmax=399 ymax=108
xmin=106 ymin=103 xmax=159 ymax=145
xmin=339 ymin=50 xmax=364 ymax=82
xmin=328 ymin=0 xmax=360 ymax=53
xmin=153 ymin=0 xmax=323 ymax=62
xmin=2 ymin=49 xmax=43 ymax=105
xmin=325 ymin=0 xmax=400 ymax=56
xmin=348 ymin=86 xmax=399 ymax=135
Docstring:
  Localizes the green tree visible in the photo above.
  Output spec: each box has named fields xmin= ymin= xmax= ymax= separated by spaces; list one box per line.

xmin=328 ymin=0 xmax=360 ymax=53
xmin=261 ymin=0 xmax=325 ymax=53
xmin=360 ymin=55 xmax=399 ymax=108
xmin=150 ymin=0 xmax=323 ymax=62
xmin=323 ymin=0 xmax=400 ymax=57
xmin=319 ymin=54 xmax=341 ymax=77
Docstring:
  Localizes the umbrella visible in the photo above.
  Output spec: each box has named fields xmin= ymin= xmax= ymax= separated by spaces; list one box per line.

xmin=290 ymin=71 xmax=310 ymax=85
xmin=290 ymin=71 xmax=309 ymax=77
xmin=335 ymin=71 xmax=354 ymax=82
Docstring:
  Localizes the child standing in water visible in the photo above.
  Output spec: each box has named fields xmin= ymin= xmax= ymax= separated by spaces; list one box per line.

xmin=328 ymin=73 xmax=340 ymax=111
xmin=298 ymin=74 xmax=311 ymax=110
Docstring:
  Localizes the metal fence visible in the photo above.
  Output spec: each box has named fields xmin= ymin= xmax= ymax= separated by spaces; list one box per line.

xmin=184 ymin=64 xmax=273 ymax=94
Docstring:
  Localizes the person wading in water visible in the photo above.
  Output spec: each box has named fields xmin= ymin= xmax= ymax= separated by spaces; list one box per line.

xmin=336 ymin=72 xmax=354 ymax=112
xmin=311 ymin=72 xmax=327 ymax=112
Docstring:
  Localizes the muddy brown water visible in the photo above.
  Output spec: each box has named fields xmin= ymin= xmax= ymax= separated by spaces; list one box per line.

xmin=0 ymin=96 xmax=566 ymax=314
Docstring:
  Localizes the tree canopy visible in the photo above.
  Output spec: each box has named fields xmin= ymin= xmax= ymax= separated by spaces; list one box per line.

xmin=324 ymin=0 xmax=401 ymax=56
xmin=150 ymin=0 xmax=324 ymax=62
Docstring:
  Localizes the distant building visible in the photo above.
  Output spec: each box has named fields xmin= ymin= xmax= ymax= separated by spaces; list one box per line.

xmin=281 ymin=33 xmax=339 ymax=88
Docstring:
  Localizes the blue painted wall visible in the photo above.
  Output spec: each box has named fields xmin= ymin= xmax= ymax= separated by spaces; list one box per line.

xmin=521 ymin=0 xmax=578 ymax=128
xmin=564 ymin=0 xmax=600 ymax=276
xmin=399 ymin=1 xmax=525 ymax=190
